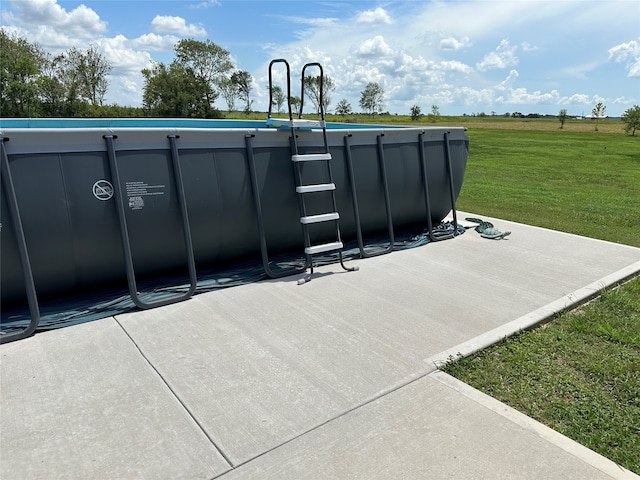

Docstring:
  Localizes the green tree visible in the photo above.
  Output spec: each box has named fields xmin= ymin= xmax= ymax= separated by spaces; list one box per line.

xmin=270 ymin=84 xmax=286 ymax=113
xmin=335 ymin=98 xmax=352 ymax=116
xmin=359 ymin=82 xmax=384 ymax=115
xmin=141 ymin=39 xmax=231 ymax=118
xmin=0 ymin=28 xmax=45 ymax=117
xmin=410 ymin=105 xmax=422 ymax=121
xmin=558 ymin=108 xmax=568 ymax=129
xmin=219 ymin=77 xmax=236 ymax=112
xmin=60 ymin=46 xmax=111 ymax=106
xmin=142 ymin=62 xmax=212 ymax=117
xmin=592 ymin=102 xmax=606 ymax=131
xmin=231 ymin=70 xmax=253 ymax=113
xmin=290 ymin=95 xmax=301 ymax=116
xmin=80 ymin=45 xmax=111 ymax=105
xmin=302 ymin=75 xmax=335 ymax=114
xmin=36 ymin=53 xmax=67 ymax=116
xmin=428 ymin=104 xmax=440 ymax=122
xmin=174 ymin=39 xmax=233 ymax=109
xmin=621 ymin=105 xmax=640 ymax=136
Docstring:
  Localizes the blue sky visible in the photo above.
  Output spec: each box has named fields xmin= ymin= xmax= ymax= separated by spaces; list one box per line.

xmin=2 ymin=0 xmax=639 ymax=116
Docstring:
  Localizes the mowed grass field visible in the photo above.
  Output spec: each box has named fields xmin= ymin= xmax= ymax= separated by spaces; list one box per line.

xmin=456 ymin=124 xmax=640 ymax=248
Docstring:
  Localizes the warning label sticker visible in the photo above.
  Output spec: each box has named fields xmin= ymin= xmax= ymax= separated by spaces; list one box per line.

xmin=93 ymin=180 xmax=114 ymax=201
xmin=125 ymin=181 xmax=165 ymax=210
xmin=128 ymin=196 xmax=144 ymax=210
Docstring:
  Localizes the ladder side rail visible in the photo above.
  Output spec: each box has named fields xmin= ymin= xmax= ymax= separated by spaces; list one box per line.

xmin=245 ymin=134 xmax=307 ymax=278
xmin=0 ymin=138 xmax=41 ymax=343
xmin=104 ymin=135 xmax=195 ymax=310
xmin=290 ymin=135 xmax=312 ymax=253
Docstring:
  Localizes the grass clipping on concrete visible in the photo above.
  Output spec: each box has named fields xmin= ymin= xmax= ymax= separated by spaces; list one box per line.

xmin=443 ymin=277 xmax=640 ymax=474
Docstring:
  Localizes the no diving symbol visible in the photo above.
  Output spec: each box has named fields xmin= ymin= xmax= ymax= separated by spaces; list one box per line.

xmin=93 ymin=180 xmax=114 ymax=201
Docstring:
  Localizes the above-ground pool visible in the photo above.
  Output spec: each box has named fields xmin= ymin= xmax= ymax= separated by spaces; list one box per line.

xmin=1 ymin=117 xmax=468 ymax=342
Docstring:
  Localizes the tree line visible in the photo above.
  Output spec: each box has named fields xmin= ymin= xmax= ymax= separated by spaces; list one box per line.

xmin=1 ymin=29 xmax=388 ymax=118
xmin=1 ymin=29 xmax=113 ymax=117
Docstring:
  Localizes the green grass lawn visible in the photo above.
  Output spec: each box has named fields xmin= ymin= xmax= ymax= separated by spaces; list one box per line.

xmin=443 ymin=278 xmax=640 ymax=473
xmin=440 ymin=125 xmax=640 ymax=474
xmin=457 ymin=128 xmax=640 ymax=247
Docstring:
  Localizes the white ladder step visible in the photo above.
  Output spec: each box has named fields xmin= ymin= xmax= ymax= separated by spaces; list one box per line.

xmin=300 ymin=212 xmax=339 ymax=224
xmin=296 ymin=183 xmax=335 ymax=194
xmin=292 ymin=153 xmax=332 ymax=162
xmin=267 ymin=118 xmax=325 ymax=129
xmin=305 ymin=241 xmax=343 ymax=255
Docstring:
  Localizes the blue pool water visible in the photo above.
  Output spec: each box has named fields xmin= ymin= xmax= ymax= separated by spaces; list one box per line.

xmin=0 ymin=118 xmax=398 ymax=130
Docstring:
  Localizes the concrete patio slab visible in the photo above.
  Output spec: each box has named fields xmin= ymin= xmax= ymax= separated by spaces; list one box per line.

xmin=115 ymin=213 xmax=639 ymax=468
xmin=220 ymin=371 xmax=635 ymax=480
xmin=1 ymin=212 xmax=639 ymax=478
xmin=0 ymin=319 xmax=231 ymax=479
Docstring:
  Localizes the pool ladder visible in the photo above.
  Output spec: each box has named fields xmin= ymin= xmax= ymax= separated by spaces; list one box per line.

xmin=261 ymin=58 xmax=357 ymax=284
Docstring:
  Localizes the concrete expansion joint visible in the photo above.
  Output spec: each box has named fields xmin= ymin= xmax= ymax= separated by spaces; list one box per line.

xmin=113 ymin=316 xmax=234 ymax=469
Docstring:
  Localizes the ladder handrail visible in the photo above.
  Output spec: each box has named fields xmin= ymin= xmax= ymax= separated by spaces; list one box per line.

xmin=103 ymin=134 xmax=197 ymax=310
xmin=299 ymin=62 xmax=330 ymax=154
xmin=245 ymin=133 xmax=309 ymax=278
xmin=267 ymin=58 xmax=293 ymax=122
xmin=343 ymin=133 xmax=395 ymax=258
xmin=0 ymin=138 xmax=41 ymax=344
xmin=299 ymin=62 xmax=324 ymax=120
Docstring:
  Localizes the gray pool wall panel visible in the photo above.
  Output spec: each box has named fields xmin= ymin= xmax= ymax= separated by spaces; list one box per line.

xmin=1 ymin=125 xmax=468 ymax=307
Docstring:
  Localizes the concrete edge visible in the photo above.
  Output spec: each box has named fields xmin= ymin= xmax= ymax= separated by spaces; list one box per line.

xmin=430 ymin=371 xmax=640 ymax=480
xmin=424 ymin=260 xmax=640 ymax=369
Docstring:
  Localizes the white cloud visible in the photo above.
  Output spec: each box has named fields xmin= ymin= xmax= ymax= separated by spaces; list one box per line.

xmin=356 ymin=7 xmax=392 ymax=25
xmin=476 ymin=39 xmax=519 ymax=71
xmin=131 ymin=33 xmax=180 ymax=52
xmin=609 ymin=40 xmax=640 ymax=62
xmin=612 ymin=96 xmax=635 ymax=105
xmin=439 ymin=36 xmax=471 ymax=51
xmin=563 ymin=94 xmax=591 ymax=105
xmin=609 ymin=39 xmax=640 ymax=78
xmin=521 ymin=42 xmax=538 ymax=52
xmin=2 ymin=0 xmax=106 ymax=45
xmin=5 ymin=0 xmax=107 ymax=34
xmin=440 ymin=60 xmax=473 ymax=74
xmin=190 ymin=0 xmax=220 ymax=8
xmin=500 ymin=69 xmax=519 ymax=88
xmin=354 ymin=36 xmax=394 ymax=57
xmin=151 ymin=15 xmax=207 ymax=37
xmin=99 ymin=35 xmax=154 ymax=74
